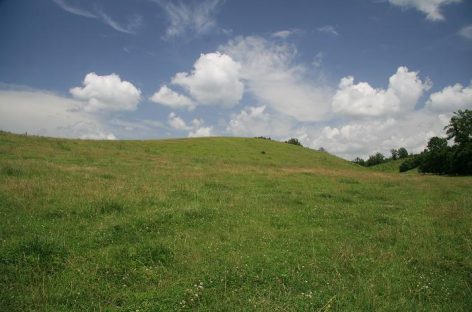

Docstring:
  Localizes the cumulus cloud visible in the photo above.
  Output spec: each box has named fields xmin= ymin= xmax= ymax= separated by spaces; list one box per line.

xmin=226 ymin=105 xmax=295 ymax=137
xmin=388 ymin=0 xmax=461 ymax=21
xmin=0 ymin=89 xmax=115 ymax=139
xmin=308 ymin=110 xmax=451 ymax=159
xmin=167 ymin=112 xmax=211 ymax=137
xmin=332 ymin=66 xmax=430 ymax=117
xmin=188 ymin=126 xmax=213 ymax=137
xmin=317 ymin=25 xmax=339 ymax=36
xmin=155 ymin=0 xmax=223 ymax=39
xmin=70 ymin=72 xmax=141 ymax=112
xmin=459 ymin=24 xmax=472 ymax=40
xmin=426 ymin=82 xmax=472 ymax=112
xmin=172 ymin=52 xmax=244 ymax=107
xmin=220 ymin=36 xmax=332 ymax=121
xmin=167 ymin=112 xmax=192 ymax=130
xmin=149 ymin=85 xmax=195 ymax=110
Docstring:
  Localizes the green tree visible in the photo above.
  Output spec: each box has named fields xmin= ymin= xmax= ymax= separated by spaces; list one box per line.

xmin=419 ymin=137 xmax=450 ymax=174
xmin=445 ymin=109 xmax=472 ymax=145
xmin=427 ymin=136 xmax=448 ymax=152
xmin=285 ymin=138 xmax=303 ymax=147
xmin=365 ymin=152 xmax=385 ymax=167
xmin=390 ymin=148 xmax=399 ymax=160
xmin=398 ymin=147 xmax=408 ymax=159
xmin=353 ymin=157 xmax=365 ymax=166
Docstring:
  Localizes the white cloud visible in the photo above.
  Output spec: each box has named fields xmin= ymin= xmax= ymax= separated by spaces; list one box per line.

xmin=52 ymin=0 xmax=96 ymax=18
xmin=317 ymin=25 xmax=339 ymax=36
xmin=188 ymin=126 xmax=213 ymax=137
xmin=98 ymin=12 xmax=142 ymax=34
xmin=312 ymin=52 xmax=324 ymax=68
xmin=172 ymin=52 xmax=244 ymax=107
xmin=426 ymin=82 xmax=472 ymax=112
xmin=332 ymin=66 xmax=430 ymax=117
xmin=70 ymin=72 xmax=141 ymax=112
xmin=388 ymin=0 xmax=461 ymax=21
xmin=220 ymin=36 xmax=332 ymax=122
xmin=167 ymin=112 xmax=212 ymax=137
xmin=167 ymin=112 xmax=192 ymax=130
xmin=308 ymin=110 xmax=450 ymax=159
xmin=459 ymin=24 xmax=472 ymax=40
xmin=0 ymin=89 xmax=115 ymax=139
xmin=155 ymin=0 xmax=222 ymax=39
xmin=149 ymin=85 xmax=195 ymax=110
xmin=52 ymin=0 xmax=141 ymax=34
xmin=226 ymin=105 xmax=295 ymax=137
xmin=271 ymin=30 xmax=298 ymax=39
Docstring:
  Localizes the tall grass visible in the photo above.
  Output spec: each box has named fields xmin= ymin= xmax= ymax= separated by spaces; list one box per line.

xmin=1 ymin=132 xmax=471 ymax=311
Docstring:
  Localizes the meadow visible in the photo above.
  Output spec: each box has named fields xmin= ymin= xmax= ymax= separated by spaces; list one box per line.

xmin=1 ymin=131 xmax=471 ymax=311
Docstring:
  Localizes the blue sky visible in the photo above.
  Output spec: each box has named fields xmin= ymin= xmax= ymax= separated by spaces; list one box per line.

xmin=0 ymin=0 xmax=471 ymax=159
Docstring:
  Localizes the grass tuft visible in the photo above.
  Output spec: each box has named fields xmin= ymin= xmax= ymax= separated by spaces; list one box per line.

xmin=1 ymin=164 xmax=23 ymax=177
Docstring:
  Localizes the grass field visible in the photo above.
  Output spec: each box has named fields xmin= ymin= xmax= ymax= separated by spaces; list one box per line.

xmin=1 ymin=131 xmax=471 ymax=311
xmin=369 ymin=158 xmax=417 ymax=174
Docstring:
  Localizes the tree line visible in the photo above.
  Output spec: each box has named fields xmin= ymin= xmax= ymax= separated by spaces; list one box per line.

xmin=353 ymin=109 xmax=472 ymax=175
xmin=353 ymin=147 xmax=409 ymax=167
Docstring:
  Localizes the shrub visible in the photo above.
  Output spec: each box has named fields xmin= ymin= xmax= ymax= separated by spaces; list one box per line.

xmin=398 ymin=147 xmax=408 ymax=159
xmin=399 ymin=156 xmax=421 ymax=172
xmin=365 ymin=152 xmax=385 ymax=167
xmin=352 ymin=157 xmax=366 ymax=167
xmin=285 ymin=138 xmax=303 ymax=147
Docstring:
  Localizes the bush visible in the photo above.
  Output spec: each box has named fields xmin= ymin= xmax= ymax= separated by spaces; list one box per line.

xmin=398 ymin=147 xmax=408 ymax=159
xmin=365 ymin=152 xmax=385 ymax=167
xmin=399 ymin=156 xmax=421 ymax=172
xmin=285 ymin=138 xmax=303 ymax=147
xmin=352 ymin=157 xmax=366 ymax=166
xmin=450 ymin=143 xmax=472 ymax=175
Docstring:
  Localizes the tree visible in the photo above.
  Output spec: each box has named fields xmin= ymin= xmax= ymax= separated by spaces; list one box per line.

xmin=418 ymin=137 xmax=450 ymax=174
xmin=353 ymin=157 xmax=365 ymax=166
xmin=285 ymin=138 xmax=303 ymax=147
xmin=445 ymin=109 xmax=472 ymax=145
xmin=365 ymin=152 xmax=385 ymax=167
xmin=399 ymin=109 xmax=472 ymax=175
xmin=399 ymin=154 xmax=422 ymax=172
xmin=390 ymin=149 xmax=399 ymax=160
xmin=427 ymin=136 xmax=448 ymax=152
xmin=445 ymin=109 xmax=472 ymax=175
xmin=398 ymin=147 xmax=408 ymax=159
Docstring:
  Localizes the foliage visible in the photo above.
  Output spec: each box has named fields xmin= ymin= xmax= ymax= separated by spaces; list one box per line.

xmin=417 ymin=110 xmax=472 ymax=175
xmin=365 ymin=152 xmax=385 ymax=166
xmin=353 ymin=157 xmax=365 ymax=166
xmin=445 ymin=109 xmax=472 ymax=145
xmin=399 ymin=156 xmax=422 ymax=172
xmin=398 ymin=147 xmax=408 ymax=159
xmin=390 ymin=149 xmax=399 ymax=160
xmin=285 ymin=138 xmax=303 ymax=146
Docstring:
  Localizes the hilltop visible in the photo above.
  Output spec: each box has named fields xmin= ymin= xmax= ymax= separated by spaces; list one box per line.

xmin=1 ymin=132 xmax=471 ymax=311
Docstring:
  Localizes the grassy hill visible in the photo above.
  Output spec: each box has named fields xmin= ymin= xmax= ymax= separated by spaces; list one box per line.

xmin=369 ymin=157 xmax=418 ymax=174
xmin=1 ymin=131 xmax=471 ymax=311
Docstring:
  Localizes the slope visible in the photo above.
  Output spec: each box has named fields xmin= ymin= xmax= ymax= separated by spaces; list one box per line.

xmin=1 ymin=132 xmax=471 ymax=311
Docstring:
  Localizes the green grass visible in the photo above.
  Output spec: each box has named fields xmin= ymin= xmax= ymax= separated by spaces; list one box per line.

xmin=1 ymin=131 xmax=471 ymax=311
xmin=369 ymin=158 xmax=418 ymax=173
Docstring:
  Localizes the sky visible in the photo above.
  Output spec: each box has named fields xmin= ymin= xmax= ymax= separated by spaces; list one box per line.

xmin=0 ymin=0 xmax=471 ymax=159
